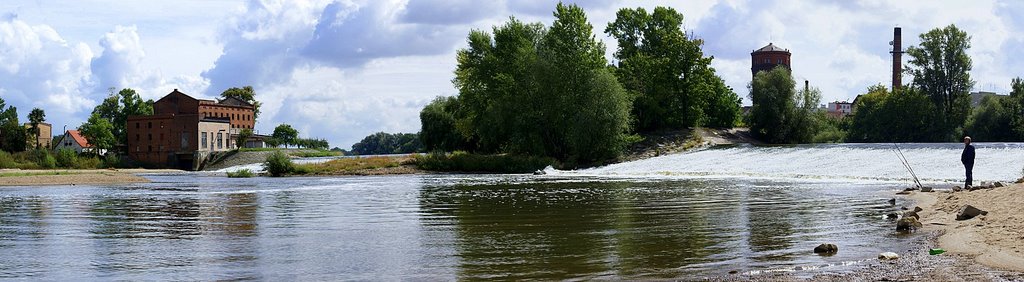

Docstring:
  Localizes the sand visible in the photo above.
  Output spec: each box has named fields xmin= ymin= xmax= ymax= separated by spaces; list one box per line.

xmin=0 ymin=169 xmax=180 ymax=186
xmin=910 ymin=183 xmax=1024 ymax=272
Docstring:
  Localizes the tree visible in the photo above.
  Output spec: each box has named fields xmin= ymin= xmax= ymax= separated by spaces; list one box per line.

xmin=235 ymin=128 xmax=253 ymax=149
xmin=906 ymin=24 xmax=974 ymax=141
xmin=606 ymin=7 xmax=740 ymax=130
xmin=848 ymin=85 xmax=937 ymax=142
xmin=420 ymin=96 xmax=466 ymax=152
xmin=27 ymin=108 xmax=45 ymax=149
xmin=79 ymin=113 xmax=116 ymax=155
xmin=351 ymin=132 xmax=422 ymax=155
xmin=220 ymin=86 xmax=262 ymax=121
xmin=1008 ymin=77 xmax=1024 ymax=138
xmin=272 ymin=124 xmax=298 ymax=148
xmin=965 ymin=95 xmax=1015 ymax=141
xmin=92 ymin=88 xmax=154 ymax=147
xmin=749 ymin=67 xmax=798 ymax=143
xmin=0 ymin=98 xmax=26 ymax=152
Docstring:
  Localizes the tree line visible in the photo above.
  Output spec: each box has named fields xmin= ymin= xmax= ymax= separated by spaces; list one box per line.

xmin=419 ymin=4 xmax=741 ymax=165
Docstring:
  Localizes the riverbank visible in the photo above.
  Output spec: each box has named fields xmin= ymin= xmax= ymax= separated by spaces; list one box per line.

xmin=907 ymin=183 xmax=1024 ymax=272
xmin=0 ymin=168 xmax=181 ymax=186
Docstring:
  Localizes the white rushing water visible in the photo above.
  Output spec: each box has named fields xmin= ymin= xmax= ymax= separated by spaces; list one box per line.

xmin=554 ymin=143 xmax=1024 ymax=184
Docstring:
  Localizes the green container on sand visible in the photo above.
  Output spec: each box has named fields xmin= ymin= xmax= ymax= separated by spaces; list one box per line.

xmin=929 ymin=248 xmax=945 ymax=255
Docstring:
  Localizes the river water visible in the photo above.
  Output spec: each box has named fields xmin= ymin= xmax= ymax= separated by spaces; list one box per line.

xmin=1 ymin=143 xmax=1021 ymax=280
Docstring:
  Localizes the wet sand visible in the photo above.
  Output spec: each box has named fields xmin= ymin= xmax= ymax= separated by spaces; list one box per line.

xmin=0 ymin=169 xmax=181 ymax=186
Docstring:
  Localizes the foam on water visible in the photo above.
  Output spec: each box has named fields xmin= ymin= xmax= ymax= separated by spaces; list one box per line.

xmin=554 ymin=143 xmax=1024 ymax=184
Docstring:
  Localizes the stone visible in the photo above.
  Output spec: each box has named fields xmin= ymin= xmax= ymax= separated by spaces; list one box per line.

xmin=913 ymin=206 xmax=923 ymax=213
xmin=952 ymin=185 xmax=962 ymax=192
xmin=897 ymin=217 xmax=922 ymax=231
xmin=956 ymin=205 xmax=988 ymax=220
xmin=903 ymin=187 xmax=917 ymax=192
xmin=987 ymin=184 xmax=996 ymax=189
xmin=814 ymin=243 xmax=838 ymax=254
xmin=886 ymin=213 xmax=899 ymax=219
xmin=921 ymin=186 xmax=933 ymax=192
xmin=994 ymin=182 xmax=1004 ymax=187
xmin=896 ymin=191 xmax=911 ymax=195
xmin=903 ymin=211 xmax=919 ymax=220
xmin=878 ymin=252 xmax=900 ymax=260
xmin=888 ymin=198 xmax=896 ymax=205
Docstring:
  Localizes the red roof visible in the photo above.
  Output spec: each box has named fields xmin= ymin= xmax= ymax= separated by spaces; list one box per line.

xmin=67 ymin=130 xmax=92 ymax=148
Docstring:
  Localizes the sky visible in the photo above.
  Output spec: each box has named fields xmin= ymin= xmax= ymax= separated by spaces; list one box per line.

xmin=1 ymin=0 xmax=1023 ymax=148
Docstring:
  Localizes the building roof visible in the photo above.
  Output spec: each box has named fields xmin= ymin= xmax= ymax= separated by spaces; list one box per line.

xmin=754 ymin=42 xmax=789 ymax=52
xmin=66 ymin=130 xmax=92 ymax=148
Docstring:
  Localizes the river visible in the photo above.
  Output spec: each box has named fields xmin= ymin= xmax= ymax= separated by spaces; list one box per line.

xmin=1 ymin=143 xmax=1021 ymax=280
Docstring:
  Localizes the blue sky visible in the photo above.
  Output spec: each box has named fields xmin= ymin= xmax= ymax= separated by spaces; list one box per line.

xmin=1 ymin=0 xmax=1022 ymax=148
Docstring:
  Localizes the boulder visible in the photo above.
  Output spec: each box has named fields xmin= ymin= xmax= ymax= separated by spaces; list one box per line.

xmin=888 ymin=198 xmax=896 ymax=205
xmin=896 ymin=217 xmax=922 ymax=231
xmin=952 ymin=185 xmax=962 ymax=192
xmin=994 ymin=182 xmax=1004 ymax=188
xmin=921 ymin=186 xmax=933 ymax=192
xmin=956 ymin=205 xmax=988 ymax=220
xmin=886 ymin=213 xmax=899 ymax=219
xmin=903 ymin=211 xmax=919 ymax=220
xmin=814 ymin=243 xmax=838 ymax=254
xmin=878 ymin=252 xmax=900 ymax=260
xmin=913 ymin=206 xmax=923 ymax=213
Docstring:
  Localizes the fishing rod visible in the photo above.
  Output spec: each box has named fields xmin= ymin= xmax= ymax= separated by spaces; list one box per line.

xmin=892 ymin=143 xmax=923 ymax=189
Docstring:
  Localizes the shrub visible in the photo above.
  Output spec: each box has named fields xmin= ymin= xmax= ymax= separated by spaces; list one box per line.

xmin=26 ymin=149 xmax=56 ymax=169
xmin=55 ymin=148 xmax=78 ymax=168
xmin=227 ymin=169 xmax=255 ymax=178
xmin=75 ymin=156 xmax=102 ymax=169
xmin=265 ymin=150 xmax=294 ymax=177
xmin=0 ymin=151 xmax=19 ymax=169
xmin=414 ymin=151 xmax=555 ymax=173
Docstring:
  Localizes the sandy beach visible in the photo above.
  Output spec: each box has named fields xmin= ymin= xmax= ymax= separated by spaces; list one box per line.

xmin=910 ymin=183 xmax=1024 ymax=272
xmin=0 ymin=169 xmax=181 ymax=186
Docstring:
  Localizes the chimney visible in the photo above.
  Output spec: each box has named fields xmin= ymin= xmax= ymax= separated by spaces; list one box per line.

xmin=891 ymin=27 xmax=902 ymax=92
xmin=805 ymin=80 xmax=809 ymax=93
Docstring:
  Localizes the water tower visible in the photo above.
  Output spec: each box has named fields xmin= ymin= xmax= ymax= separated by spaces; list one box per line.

xmin=751 ymin=43 xmax=792 ymax=78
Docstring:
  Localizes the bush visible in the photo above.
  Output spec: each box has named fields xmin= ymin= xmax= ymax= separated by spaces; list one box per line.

xmin=55 ymin=148 xmax=78 ymax=168
xmin=414 ymin=151 xmax=556 ymax=173
xmin=265 ymin=150 xmax=294 ymax=177
xmin=75 ymin=156 xmax=102 ymax=169
xmin=0 ymin=151 xmax=18 ymax=168
xmin=227 ymin=169 xmax=255 ymax=178
xmin=26 ymin=149 xmax=56 ymax=169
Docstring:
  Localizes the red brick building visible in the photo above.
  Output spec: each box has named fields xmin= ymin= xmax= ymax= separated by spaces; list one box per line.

xmin=751 ymin=43 xmax=791 ymax=77
xmin=127 ymin=89 xmax=255 ymax=169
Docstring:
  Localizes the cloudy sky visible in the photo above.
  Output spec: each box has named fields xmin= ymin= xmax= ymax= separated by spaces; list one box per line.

xmin=1 ymin=0 xmax=1022 ymax=148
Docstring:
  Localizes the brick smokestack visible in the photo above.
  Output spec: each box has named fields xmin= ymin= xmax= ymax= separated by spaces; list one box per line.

xmin=891 ymin=27 xmax=902 ymax=92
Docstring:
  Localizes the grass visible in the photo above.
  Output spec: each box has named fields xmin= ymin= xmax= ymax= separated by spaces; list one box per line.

xmin=226 ymin=168 xmax=255 ymax=178
xmin=291 ymin=150 xmax=342 ymax=158
xmin=413 ymin=152 xmax=556 ymax=173
xmin=239 ymin=147 xmax=280 ymax=152
xmin=0 ymin=171 xmax=83 ymax=177
xmin=292 ymin=156 xmax=409 ymax=175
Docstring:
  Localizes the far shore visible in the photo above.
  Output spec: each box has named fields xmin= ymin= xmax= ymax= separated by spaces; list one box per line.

xmin=0 ymin=168 xmax=183 ymax=187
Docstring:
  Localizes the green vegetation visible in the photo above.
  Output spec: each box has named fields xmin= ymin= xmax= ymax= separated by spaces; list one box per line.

xmin=414 ymin=152 xmax=555 ymax=173
xmin=27 ymin=108 xmax=45 ymax=149
xmin=0 ymin=97 xmax=27 ymax=153
xmin=905 ymin=24 xmax=974 ymax=141
xmin=235 ymin=128 xmax=253 ymax=149
xmin=220 ymin=86 xmax=262 ymax=120
xmin=0 ymin=148 xmax=104 ymax=169
xmin=964 ymin=78 xmax=1024 ymax=141
xmin=263 ymin=124 xmax=329 ymax=149
xmin=264 ymin=150 xmax=294 ymax=177
xmin=90 ymin=88 xmax=154 ymax=149
xmin=606 ymin=7 xmax=741 ymax=130
xmin=291 ymin=150 xmax=342 ymax=158
xmin=79 ymin=113 xmax=117 ymax=154
xmin=292 ymin=157 xmax=409 ymax=175
xmin=0 ymin=171 xmax=83 ymax=177
xmin=351 ymin=132 xmax=422 ymax=155
xmin=226 ymin=168 xmax=255 ymax=178
xmin=747 ymin=67 xmax=824 ymax=143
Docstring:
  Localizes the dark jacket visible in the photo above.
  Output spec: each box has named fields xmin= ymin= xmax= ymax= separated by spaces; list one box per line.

xmin=962 ymin=144 xmax=975 ymax=165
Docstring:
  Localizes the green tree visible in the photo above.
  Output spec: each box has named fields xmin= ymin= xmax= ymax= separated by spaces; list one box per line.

xmin=1008 ymin=77 xmax=1024 ymax=138
xmin=965 ymin=95 xmax=1015 ymax=141
xmin=0 ymin=98 xmax=26 ymax=152
xmin=906 ymin=24 xmax=974 ymax=141
xmin=264 ymin=150 xmax=293 ymax=177
xmin=748 ymin=67 xmax=798 ymax=143
xmin=271 ymin=124 xmax=298 ymax=148
xmin=848 ymin=85 xmax=937 ymax=142
xmin=606 ymin=6 xmax=740 ymax=130
xmin=420 ymin=96 xmax=465 ymax=152
xmin=235 ymin=128 xmax=253 ymax=149
xmin=27 ymin=108 xmax=45 ymax=149
xmin=92 ymin=88 xmax=154 ymax=147
xmin=220 ymin=86 xmax=262 ymax=120
xmin=79 ymin=113 xmax=116 ymax=155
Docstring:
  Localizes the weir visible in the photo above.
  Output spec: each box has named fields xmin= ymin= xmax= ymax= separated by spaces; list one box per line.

xmin=559 ymin=143 xmax=1024 ymax=184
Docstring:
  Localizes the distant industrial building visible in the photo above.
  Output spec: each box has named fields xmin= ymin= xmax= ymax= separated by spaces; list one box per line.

xmin=826 ymin=101 xmax=853 ymax=118
xmin=751 ymin=43 xmax=791 ymax=77
xmin=23 ymin=122 xmax=52 ymax=149
xmin=127 ymin=89 xmax=256 ymax=170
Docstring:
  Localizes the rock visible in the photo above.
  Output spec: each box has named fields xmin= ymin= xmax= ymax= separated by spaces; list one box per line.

xmin=952 ymin=185 xmax=962 ymax=192
xmin=956 ymin=205 xmax=988 ymax=220
xmin=896 ymin=191 xmax=911 ymax=195
xmin=886 ymin=213 xmax=899 ymax=219
xmin=878 ymin=252 xmax=900 ymax=260
xmin=814 ymin=243 xmax=838 ymax=254
xmin=994 ymin=182 xmax=1004 ymax=187
xmin=901 ymin=206 xmax=909 ymax=210
xmin=913 ymin=206 xmax=923 ymax=213
xmin=903 ymin=210 xmax=919 ymax=220
xmin=897 ymin=217 xmax=922 ymax=231
xmin=987 ymin=184 xmax=996 ymax=189
xmin=921 ymin=186 xmax=933 ymax=192
xmin=903 ymin=187 xmax=917 ymax=192
xmin=888 ymin=198 xmax=896 ymax=205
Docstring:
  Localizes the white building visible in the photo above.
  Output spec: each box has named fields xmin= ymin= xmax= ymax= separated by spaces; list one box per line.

xmin=54 ymin=130 xmax=105 ymax=155
xmin=826 ymin=101 xmax=853 ymax=118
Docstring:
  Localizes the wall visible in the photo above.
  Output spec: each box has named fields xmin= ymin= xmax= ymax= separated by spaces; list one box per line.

xmin=751 ymin=51 xmax=792 ymax=77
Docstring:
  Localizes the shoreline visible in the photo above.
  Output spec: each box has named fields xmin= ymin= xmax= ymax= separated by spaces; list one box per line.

xmin=0 ymin=168 xmax=182 ymax=187
xmin=908 ymin=183 xmax=1024 ymax=272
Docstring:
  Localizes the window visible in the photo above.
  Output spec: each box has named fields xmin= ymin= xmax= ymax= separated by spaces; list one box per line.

xmin=136 ymin=134 xmax=140 ymax=141
xmin=148 ymin=134 xmax=152 ymax=141
xmin=181 ymin=132 xmax=189 ymax=149
xmin=217 ymin=133 xmax=223 ymax=149
xmin=765 ymin=58 xmax=769 ymax=63
xmin=148 ymin=122 xmax=152 ymax=129
xmin=778 ymin=59 xmax=783 ymax=64
xmin=159 ymin=145 xmax=164 ymax=152
xmin=201 ymin=132 xmax=208 ymax=149
xmin=135 ymin=123 xmax=139 ymax=129
xmin=148 ymin=145 xmax=152 ymax=152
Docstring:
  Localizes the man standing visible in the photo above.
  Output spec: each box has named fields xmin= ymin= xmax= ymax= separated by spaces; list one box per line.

xmin=961 ymin=136 xmax=975 ymax=189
